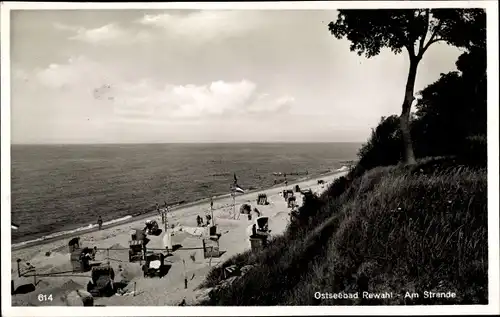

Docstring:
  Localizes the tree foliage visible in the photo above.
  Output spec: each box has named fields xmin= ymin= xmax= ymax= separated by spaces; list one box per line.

xmin=356 ymin=37 xmax=487 ymax=170
xmin=329 ymin=9 xmax=486 ymax=60
xmin=413 ymin=43 xmax=486 ymax=160
xmin=328 ymin=8 xmax=486 ymax=165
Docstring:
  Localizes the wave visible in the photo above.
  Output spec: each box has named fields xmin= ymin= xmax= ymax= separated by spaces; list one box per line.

xmin=12 ymin=215 xmax=133 ymax=249
xmin=211 ymin=173 xmax=231 ymax=177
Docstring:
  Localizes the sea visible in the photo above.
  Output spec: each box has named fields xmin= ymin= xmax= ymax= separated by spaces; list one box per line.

xmin=10 ymin=143 xmax=360 ymax=247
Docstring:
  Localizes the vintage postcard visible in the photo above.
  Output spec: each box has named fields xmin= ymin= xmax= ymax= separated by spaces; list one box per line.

xmin=1 ymin=1 xmax=498 ymax=316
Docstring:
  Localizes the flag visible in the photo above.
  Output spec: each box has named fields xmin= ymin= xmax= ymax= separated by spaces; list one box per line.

xmin=233 ymin=185 xmax=245 ymax=194
xmin=11 ymin=223 xmax=19 ymax=230
xmin=231 ymin=173 xmax=244 ymax=194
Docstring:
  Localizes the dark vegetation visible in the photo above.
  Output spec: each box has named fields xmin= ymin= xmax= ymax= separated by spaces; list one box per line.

xmin=353 ymin=35 xmax=486 ymax=177
xmin=198 ymin=8 xmax=488 ymax=306
xmin=329 ymin=9 xmax=485 ymax=164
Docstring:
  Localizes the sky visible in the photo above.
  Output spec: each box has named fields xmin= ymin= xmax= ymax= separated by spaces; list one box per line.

xmin=9 ymin=9 xmax=463 ymax=144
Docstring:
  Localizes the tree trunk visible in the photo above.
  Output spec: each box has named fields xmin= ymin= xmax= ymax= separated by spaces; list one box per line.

xmin=400 ymin=59 xmax=419 ymax=164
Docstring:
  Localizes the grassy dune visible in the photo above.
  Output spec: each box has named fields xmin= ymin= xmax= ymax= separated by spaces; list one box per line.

xmin=198 ymin=157 xmax=487 ymax=305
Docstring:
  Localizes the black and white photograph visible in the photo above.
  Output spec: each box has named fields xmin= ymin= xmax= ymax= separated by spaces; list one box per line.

xmin=1 ymin=1 xmax=498 ymax=315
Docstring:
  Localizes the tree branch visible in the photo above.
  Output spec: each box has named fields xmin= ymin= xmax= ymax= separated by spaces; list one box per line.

xmin=420 ymin=20 xmax=443 ymax=57
xmin=418 ymin=9 xmax=430 ymax=56
xmin=421 ymin=37 xmax=445 ymax=56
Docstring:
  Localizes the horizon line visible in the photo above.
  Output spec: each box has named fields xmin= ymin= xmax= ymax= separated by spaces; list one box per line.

xmin=11 ymin=141 xmax=365 ymax=146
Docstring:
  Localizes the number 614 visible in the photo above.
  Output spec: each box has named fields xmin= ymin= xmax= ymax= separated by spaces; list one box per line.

xmin=38 ymin=294 xmax=53 ymax=302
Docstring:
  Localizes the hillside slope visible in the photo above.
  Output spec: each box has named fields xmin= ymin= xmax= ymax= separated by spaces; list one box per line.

xmin=198 ymin=157 xmax=487 ymax=305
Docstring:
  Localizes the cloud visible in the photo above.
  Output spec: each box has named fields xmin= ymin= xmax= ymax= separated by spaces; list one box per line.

xmin=111 ymin=80 xmax=294 ymax=119
xmin=53 ymin=11 xmax=264 ymax=46
xmin=53 ymin=22 xmax=79 ymax=32
xmin=247 ymin=94 xmax=295 ymax=113
xmin=137 ymin=10 xmax=265 ymax=44
xmin=17 ymin=57 xmax=294 ymax=121
xmin=34 ymin=56 xmax=116 ymax=89
xmin=53 ymin=22 xmax=151 ymax=45
xmin=168 ymin=80 xmax=256 ymax=118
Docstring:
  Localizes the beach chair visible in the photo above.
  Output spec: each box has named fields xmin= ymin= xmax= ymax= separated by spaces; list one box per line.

xmin=203 ymin=237 xmax=222 ymax=259
xmin=257 ymin=194 xmax=268 ymax=205
xmin=145 ymin=220 xmax=161 ymax=235
xmin=128 ymin=240 xmax=146 ymax=262
xmin=254 ymin=217 xmax=270 ymax=235
xmin=87 ymin=265 xmax=115 ymax=297
xmin=142 ymin=253 xmax=167 ymax=278
xmin=68 ymin=237 xmax=96 ymax=272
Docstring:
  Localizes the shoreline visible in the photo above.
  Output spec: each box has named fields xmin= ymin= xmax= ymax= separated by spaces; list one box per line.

xmin=11 ymin=169 xmax=348 ymax=252
xmin=11 ymin=170 xmax=350 ymax=307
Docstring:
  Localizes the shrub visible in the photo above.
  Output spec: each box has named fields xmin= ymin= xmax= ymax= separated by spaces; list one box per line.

xmin=355 ymin=115 xmax=403 ymax=175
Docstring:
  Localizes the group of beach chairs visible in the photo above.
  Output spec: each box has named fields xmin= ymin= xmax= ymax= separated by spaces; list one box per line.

xmin=282 ymin=189 xmax=297 ymax=208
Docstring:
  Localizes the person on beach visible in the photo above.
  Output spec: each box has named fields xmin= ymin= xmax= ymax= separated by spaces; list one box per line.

xmin=97 ymin=216 xmax=103 ymax=230
xmin=206 ymin=214 xmax=212 ymax=226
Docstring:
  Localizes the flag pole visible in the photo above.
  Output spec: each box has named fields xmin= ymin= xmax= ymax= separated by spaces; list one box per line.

xmin=232 ymin=173 xmax=239 ymax=219
xmin=231 ymin=175 xmax=235 ymax=219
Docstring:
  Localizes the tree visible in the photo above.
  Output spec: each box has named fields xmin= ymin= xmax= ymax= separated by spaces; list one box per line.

xmin=328 ymin=9 xmax=486 ymax=164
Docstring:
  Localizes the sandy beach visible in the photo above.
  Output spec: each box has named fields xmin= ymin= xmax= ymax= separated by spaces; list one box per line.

xmin=11 ymin=171 xmax=347 ymax=306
